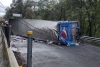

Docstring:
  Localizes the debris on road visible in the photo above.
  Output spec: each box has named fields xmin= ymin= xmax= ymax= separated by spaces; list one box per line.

xmin=10 ymin=35 xmax=100 ymax=67
xmin=14 ymin=51 xmax=26 ymax=67
xmin=10 ymin=35 xmax=27 ymax=67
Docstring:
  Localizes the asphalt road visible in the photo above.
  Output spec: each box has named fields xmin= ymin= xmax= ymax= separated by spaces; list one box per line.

xmin=32 ymin=43 xmax=100 ymax=67
xmin=17 ymin=41 xmax=100 ymax=67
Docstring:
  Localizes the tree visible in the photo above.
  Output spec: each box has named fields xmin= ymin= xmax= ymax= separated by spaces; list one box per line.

xmin=4 ymin=0 xmax=34 ymax=19
xmin=14 ymin=0 xmax=23 ymax=14
xmin=24 ymin=7 xmax=34 ymax=19
xmin=4 ymin=0 xmax=100 ymax=37
xmin=4 ymin=7 xmax=14 ymax=19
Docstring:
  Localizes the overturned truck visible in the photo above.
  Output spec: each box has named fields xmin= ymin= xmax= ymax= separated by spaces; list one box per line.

xmin=9 ymin=19 xmax=79 ymax=46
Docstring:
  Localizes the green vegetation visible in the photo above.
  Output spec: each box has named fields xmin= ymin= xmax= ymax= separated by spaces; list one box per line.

xmin=4 ymin=0 xmax=100 ymax=37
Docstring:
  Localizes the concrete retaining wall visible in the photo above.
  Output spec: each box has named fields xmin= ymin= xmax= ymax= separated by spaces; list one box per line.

xmin=1 ymin=27 xmax=19 ymax=67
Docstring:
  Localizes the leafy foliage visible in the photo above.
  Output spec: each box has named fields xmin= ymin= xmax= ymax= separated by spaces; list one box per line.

xmin=4 ymin=0 xmax=100 ymax=37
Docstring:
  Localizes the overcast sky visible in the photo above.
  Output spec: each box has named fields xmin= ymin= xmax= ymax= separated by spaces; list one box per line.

xmin=0 ymin=0 xmax=12 ymax=17
xmin=0 ymin=0 xmax=39 ymax=17
xmin=0 ymin=0 xmax=58 ymax=17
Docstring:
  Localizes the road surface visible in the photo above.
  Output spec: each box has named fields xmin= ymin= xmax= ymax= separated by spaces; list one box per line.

xmin=12 ymin=38 xmax=100 ymax=67
xmin=32 ymin=42 xmax=100 ymax=67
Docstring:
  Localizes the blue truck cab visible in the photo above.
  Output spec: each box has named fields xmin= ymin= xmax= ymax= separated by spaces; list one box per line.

xmin=58 ymin=21 xmax=79 ymax=46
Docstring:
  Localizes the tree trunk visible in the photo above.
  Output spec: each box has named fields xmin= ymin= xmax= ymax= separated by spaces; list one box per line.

xmin=85 ymin=6 xmax=92 ymax=36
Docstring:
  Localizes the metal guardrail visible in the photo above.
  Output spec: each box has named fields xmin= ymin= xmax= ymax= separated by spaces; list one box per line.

xmin=81 ymin=36 xmax=100 ymax=43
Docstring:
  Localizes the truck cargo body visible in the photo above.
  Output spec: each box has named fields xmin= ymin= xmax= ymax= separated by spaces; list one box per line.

xmin=58 ymin=22 xmax=79 ymax=45
xmin=9 ymin=19 xmax=79 ymax=45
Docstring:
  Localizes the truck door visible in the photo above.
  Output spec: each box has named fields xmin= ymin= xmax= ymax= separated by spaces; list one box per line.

xmin=58 ymin=22 xmax=78 ymax=46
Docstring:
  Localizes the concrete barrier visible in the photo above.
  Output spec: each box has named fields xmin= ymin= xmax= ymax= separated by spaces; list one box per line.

xmin=1 ymin=28 xmax=19 ymax=67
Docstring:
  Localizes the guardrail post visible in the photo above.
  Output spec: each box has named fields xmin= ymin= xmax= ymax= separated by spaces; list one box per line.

xmin=27 ymin=31 xmax=33 ymax=67
xmin=4 ymin=25 xmax=11 ymax=47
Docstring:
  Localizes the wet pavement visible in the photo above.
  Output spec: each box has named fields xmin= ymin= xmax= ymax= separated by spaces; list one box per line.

xmin=11 ymin=35 xmax=100 ymax=67
xmin=32 ymin=43 xmax=100 ymax=67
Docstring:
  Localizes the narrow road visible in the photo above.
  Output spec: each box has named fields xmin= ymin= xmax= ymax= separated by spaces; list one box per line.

xmin=32 ymin=42 xmax=100 ymax=67
xmin=16 ymin=41 xmax=100 ymax=67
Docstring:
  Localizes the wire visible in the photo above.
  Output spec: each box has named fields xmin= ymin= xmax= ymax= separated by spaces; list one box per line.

xmin=0 ymin=5 xmax=5 ymax=9
xmin=17 ymin=19 xmax=40 ymax=33
xmin=21 ymin=19 xmax=49 ymax=33
xmin=10 ymin=19 xmax=58 ymax=41
xmin=19 ymin=19 xmax=59 ymax=41
xmin=0 ymin=2 xmax=6 ymax=9
xmin=17 ymin=19 xmax=51 ymax=38
xmin=20 ymin=19 xmax=52 ymax=37
xmin=20 ymin=19 xmax=58 ymax=38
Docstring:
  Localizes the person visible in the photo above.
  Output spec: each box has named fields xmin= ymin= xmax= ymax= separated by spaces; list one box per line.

xmin=61 ymin=27 xmax=67 ymax=39
xmin=3 ymin=20 xmax=11 ymax=47
xmin=76 ymin=29 xmax=81 ymax=43
xmin=72 ymin=25 xmax=76 ymax=42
